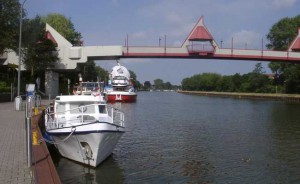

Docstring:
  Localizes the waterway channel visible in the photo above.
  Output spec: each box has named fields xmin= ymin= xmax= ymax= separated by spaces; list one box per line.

xmin=50 ymin=91 xmax=300 ymax=183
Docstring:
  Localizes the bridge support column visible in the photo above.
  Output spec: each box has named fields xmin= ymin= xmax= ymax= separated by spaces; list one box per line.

xmin=45 ymin=70 xmax=59 ymax=97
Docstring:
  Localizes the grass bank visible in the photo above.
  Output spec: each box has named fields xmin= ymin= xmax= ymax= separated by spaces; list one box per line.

xmin=178 ymin=90 xmax=300 ymax=103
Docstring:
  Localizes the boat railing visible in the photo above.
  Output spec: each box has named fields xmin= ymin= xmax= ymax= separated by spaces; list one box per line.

xmin=45 ymin=103 xmax=125 ymax=129
xmin=107 ymin=105 xmax=125 ymax=127
xmin=73 ymin=82 xmax=103 ymax=95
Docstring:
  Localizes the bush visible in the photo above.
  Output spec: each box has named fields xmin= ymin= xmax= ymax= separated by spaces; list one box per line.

xmin=0 ymin=81 xmax=11 ymax=93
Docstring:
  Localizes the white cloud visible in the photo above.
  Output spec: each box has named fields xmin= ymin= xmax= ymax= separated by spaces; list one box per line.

xmin=271 ymin=0 xmax=296 ymax=8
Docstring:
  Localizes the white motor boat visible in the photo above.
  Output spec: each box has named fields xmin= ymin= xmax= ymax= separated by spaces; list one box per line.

xmin=72 ymin=82 xmax=102 ymax=96
xmin=105 ymin=62 xmax=137 ymax=102
xmin=44 ymin=95 xmax=125 ymax=167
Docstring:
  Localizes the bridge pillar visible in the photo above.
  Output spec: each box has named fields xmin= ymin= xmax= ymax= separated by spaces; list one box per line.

xmin=45 ymin=70 xmax=59 ymax=97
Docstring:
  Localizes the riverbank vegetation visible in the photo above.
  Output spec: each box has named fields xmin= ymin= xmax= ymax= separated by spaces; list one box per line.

xmin=182 ymin=63 xmax=280 ymax=93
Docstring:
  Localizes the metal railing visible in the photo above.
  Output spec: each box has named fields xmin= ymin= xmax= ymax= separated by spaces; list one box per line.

xmin=45 ymin=103 xmax=125 ymax=130
xmin=24 ymin=94 xmax=42 ymax=168
xmin=25 ymin=96 xmax=32 ymax=168
xmin=186 ymin=44 xmax=215 ymax=54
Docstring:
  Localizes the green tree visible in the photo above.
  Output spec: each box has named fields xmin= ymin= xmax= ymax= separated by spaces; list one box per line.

xmin=283 ymin=65 xmax=300 ymax=93
xmin=181 ymin=73 xmax=222 ymax=91
xmin=95 ymin=65 xmax=109 ymax=83
xmin=252 ymin=63 xmax=265 ymax=74
xmin=266 ymin=16 xmax=300 ymax=51
xmin=154 ymin=78 xmax=164 ymax=89
xmin=231 ymin=73 xmax=243 ymax=91
xmin=164 ymin=82 xmax=172 ymax=90
xmin=42 ymin=13 xmax=82 ymax=45
xmin=267 ymin=15 xmax=300 ymax=93
xmin=0 ymin=0 xmax=21 ymax=53
xmin=77 ymin=61 xmax=109 ymax=83
xmin=216 ymin=75 xmax=234 ymax=92
xmin=77 ymin=60 xmax=97 ymax=81
xmin=129 ymin=70 xmax=140 ymax=88
xmin=22 ymin=16 xmax=58 ymax=80
xmin=240 ymin=73 xmax=271 ymax=93
xmin=144 ymin=81 xmax=151 ymax=89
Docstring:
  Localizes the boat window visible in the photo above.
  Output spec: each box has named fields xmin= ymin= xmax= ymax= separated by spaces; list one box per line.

xmin=82 ymin=82 xmax=99 ymax=91
xmin=69 ymin=103 xmax=95 ymax=114
xmin=113 ymin=76 xmax=126 ymax=80
xmin=98 ymin=105 xmax=107 ymax=114
xmin=56 ymin=103 xmax=65 ymax=113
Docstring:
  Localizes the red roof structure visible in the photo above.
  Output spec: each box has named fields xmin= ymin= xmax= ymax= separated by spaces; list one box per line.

xmin=290 ymin=38 xmax=300 ymax=51
xmin=45 ymin=31 xmax=58 ymax=46
xmin=189 ymin=25 xmax=213 ymax=41
xmin=289 ymin=28 xmax=300 ymax=52
xmin=182 ymin=16 xmax=218 ymax=49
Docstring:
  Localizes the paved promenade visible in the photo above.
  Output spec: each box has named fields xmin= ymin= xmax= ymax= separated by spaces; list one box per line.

xmin=0 ymin=102 xmax=33 ymax=183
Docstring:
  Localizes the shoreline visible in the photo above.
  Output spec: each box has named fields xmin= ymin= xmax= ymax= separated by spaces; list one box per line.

xmin=177 ymin=90 xmax=300 ymax=103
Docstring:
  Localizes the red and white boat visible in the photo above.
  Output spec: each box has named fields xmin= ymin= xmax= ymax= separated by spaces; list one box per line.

xmin=105 ymin=62 xmax=137 ymax=103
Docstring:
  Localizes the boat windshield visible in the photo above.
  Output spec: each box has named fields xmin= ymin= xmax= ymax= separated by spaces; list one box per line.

xmin=69 ymin=103 xmax=95 ymax=114
xmin=82 ymin=82 xmax=100 ymax=90
xmin=98 ymin=105 xmax=107 ymax=114
xmin=113 ymin=76 xmax=127 ymax=80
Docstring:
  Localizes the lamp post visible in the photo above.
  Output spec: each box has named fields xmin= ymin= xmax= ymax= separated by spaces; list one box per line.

xmin=17 ymin=0 xmax=28 ymax=96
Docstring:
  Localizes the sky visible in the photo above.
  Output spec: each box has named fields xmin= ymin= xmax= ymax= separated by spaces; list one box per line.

xmin=26 ymin=0 xmax=300 ymax=85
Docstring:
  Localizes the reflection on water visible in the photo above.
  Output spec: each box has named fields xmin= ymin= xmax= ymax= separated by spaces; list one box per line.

xmin=51 ymin=92 xmax=300 ymax=183
xmin=50 ymin=146 xmax=124 ymax=184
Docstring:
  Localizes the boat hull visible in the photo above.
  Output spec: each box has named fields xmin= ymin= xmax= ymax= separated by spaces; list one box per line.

xmin=107 ymin=91 xmax=137 ymax=103
xmin=48 ymin=123 xmax=124 ymax=167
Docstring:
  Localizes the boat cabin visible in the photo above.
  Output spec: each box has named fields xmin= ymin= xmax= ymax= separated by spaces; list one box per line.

xmin=52 ymin=95 xmax=107 ymax=127
xmin=73 ymin=82 xmax=102 ymax=95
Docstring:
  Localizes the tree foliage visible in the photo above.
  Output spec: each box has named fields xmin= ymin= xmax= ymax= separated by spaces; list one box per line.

xmin=266 ymin=15 xmax=300 ymax=50
xmin=82 ymin=60 xmax=98 ymax=81
xmin=77 ymin=61 xmax=109 ymax=83
xmin=0 ymin=0 xmax=21 ymax=53
xmin=129 ymin=70 xmax=141 ymax=89
xmin=143 ymin=81 xmax=151 ymax=89
xmin=22 ymin=16 xmax=58 ymax=80
xmin=267 ymin=15 xmax=300 ymax=93
xmin=182 ymin=64 xmax=274 ymax=93
xmin=95 ymin=65 xmax=109 ymax=82
xmin=152 ymin=78 xmax=176 ymax=90
xmin=42 ymin=13 xmax=82 ymax=45
xmin=154 ymin=78 xmax=164 ymax=89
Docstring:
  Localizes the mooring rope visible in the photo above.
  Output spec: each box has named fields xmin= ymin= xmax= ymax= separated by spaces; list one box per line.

xmin=42 ymin=127 xmax=76 ymax=145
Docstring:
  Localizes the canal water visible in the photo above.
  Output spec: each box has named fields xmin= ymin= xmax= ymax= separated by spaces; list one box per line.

xmin=50 ymin=92 xmax=300 ymax=183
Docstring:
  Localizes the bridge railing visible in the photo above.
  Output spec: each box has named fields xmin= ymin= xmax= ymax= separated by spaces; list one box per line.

xmin=186 ymin=44 xmax=215 ymax=55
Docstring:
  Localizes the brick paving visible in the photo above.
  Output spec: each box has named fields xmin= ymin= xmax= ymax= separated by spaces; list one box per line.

xmin=0 ymin=102 xmax=34 ymax=183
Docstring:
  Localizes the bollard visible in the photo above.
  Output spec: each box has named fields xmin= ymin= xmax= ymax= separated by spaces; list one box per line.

xmin=34 ymin=107 xmax=39 ymax=115
xmin=15 ymin=96 xmax=22 ymax=111
xmin=26 ymin=117 xmax=32 ymax=167
xmin=32 ymin=131 xmax=39 ymax=145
